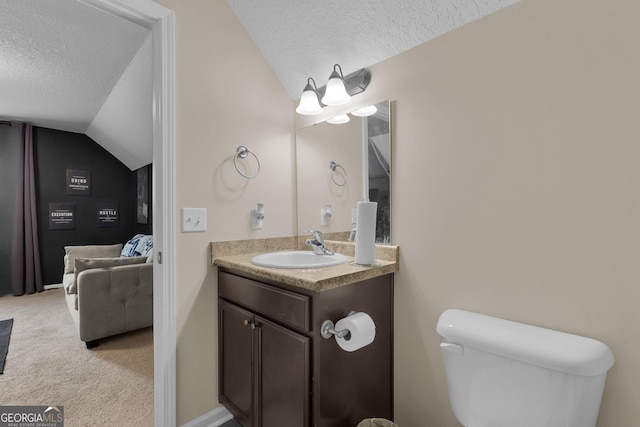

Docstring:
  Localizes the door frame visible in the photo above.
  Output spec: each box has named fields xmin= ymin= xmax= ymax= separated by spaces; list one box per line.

xmin=79 ymin=1 xmax=176 ymax=425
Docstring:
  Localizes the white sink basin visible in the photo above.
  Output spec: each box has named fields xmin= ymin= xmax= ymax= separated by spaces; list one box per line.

xmin=251 ymin=251 xmax=348 ymax=269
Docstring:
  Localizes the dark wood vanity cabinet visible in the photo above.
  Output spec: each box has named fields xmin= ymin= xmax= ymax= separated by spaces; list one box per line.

xmin=219 ymin=299 xmax=310 ymax=427
xmin=218 ymin=268 xmax=394 ymax=427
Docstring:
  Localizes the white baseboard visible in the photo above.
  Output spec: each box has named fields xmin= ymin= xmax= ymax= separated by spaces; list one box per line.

xmin=180 ymin=406 xmax=233 ymax=427
xmin=44 ymin=283 xmax=63 ymax=290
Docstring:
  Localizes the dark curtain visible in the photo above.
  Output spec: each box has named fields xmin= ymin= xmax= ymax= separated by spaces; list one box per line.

xmin=12 ymin=122 xmax=43 ymax=295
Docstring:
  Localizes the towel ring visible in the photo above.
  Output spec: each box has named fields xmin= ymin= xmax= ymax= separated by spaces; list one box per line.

xmin=329 ymin=161 xmax=347 ymax=187
xmin=234 ymin=146 xmax=260 ymax=179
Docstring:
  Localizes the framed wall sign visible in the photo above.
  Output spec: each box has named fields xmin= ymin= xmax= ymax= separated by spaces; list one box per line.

xmin=49 ymin=202 xmax=75 ymax=230
xmin=66 ymin=166 xmax=91 ymax=196
xmin=136 ymin=165 xmax=149 ymax=224
xmin=96 ymin=199 xmax=119 ymax=228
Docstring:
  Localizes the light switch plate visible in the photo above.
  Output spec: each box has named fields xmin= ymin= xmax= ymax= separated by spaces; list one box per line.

xmin=182 ymin=208 xmax=207 ymax=232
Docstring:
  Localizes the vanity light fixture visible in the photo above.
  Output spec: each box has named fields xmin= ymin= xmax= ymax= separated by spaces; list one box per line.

xmin=321 ymin=64 xmax=351 ymax=106
xmin=296 ymin=78 xmax=323 ymax=115
xmin=296 ymin=65 xmax=372 ymax=115
xmin=326 ymin=114 xmax=350 ymax=124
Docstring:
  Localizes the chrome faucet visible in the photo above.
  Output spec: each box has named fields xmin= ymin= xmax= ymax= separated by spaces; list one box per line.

xmin=305 ymin=230 xmax=334 ymax=255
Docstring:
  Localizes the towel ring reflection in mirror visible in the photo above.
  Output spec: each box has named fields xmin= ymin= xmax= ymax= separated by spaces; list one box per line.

xmin=234 ymin=146 xmax=261 ymax=179
xmin=329 ymin=161 xmax=347 ymax=187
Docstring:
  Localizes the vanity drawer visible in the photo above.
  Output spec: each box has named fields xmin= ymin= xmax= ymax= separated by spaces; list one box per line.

xmin=219 ymin=271 xmax=310 ymax=332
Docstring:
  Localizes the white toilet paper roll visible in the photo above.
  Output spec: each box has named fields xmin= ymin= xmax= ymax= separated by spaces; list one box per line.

xmin=334 ymin=312 xmax=376 ymax=352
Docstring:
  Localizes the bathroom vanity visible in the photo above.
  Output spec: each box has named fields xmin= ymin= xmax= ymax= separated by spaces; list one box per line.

xmin=213 ymin=241 xmax=397 ymax=427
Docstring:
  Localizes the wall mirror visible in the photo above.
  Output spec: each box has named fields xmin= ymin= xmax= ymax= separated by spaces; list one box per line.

xmin=296 ymin=100 xmax=391 ymax=243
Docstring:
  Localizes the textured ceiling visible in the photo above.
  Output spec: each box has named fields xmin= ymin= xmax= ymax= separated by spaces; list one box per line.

xmin=0 ymin=0 xmax=149 ymax=133
xmin=225 ymin=0 xmax=521 ymax=99
xmin=0 ymin=0 xmax=519 ymax=140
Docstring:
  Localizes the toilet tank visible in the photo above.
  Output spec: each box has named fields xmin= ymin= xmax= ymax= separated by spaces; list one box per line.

xmin=436 ymin=309 xmax=614 ymax=427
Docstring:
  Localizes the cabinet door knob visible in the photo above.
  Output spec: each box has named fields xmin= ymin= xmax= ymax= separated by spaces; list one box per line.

xmin=243 ymin=319 xmax=250 ymax=327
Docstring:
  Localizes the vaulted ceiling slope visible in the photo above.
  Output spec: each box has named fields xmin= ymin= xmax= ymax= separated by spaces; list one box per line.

xmin=225 ymin=0 xmax=521 ymax=99
xmin=0 ymin=0 xmax=519 ymax=171
xmin=0 ymin=0 xmax=151 ymax=170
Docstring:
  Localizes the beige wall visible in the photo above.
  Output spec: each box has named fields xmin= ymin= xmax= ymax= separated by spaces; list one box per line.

xmin=155 ymin=0 xmax=295 ymax=423
xmin=161 ymin=0 xmax=640 ymax=425
xmin=298 ymin=0 xmax=640 ymax=425
xmin=376 ymin=0 xmax=639 ymax=425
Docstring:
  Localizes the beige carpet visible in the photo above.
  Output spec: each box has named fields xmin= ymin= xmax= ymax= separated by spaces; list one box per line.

xmin=0 ymin=288 xmax=153 ymax=426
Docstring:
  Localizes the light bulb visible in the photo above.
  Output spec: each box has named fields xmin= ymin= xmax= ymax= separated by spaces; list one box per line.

xmin=296 ymin=79 xmax=323 ymax=115
xmin=351 ymin=105 xmax=377 ymax=117
xmin=321 ymin=65 xmax=351 ymax=106
xmin=326 ymin=114 xmax=350 ymax=124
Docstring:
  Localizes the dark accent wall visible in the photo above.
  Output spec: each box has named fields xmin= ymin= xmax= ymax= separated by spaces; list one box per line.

xmin=0 ymin=126 xmax=151 ymax=295
xmin=35 ymin=127 xmax=137 ymax=286
xmin=0 ymin=124 xmax=22 ymax=296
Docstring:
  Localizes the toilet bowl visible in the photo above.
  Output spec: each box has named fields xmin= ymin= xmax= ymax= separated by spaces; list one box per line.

xmin=437 ymin=309 xmax=614 ymax=427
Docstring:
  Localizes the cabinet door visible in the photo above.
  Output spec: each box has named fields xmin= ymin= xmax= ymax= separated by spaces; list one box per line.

xmin=255 ymin=315 xmax=310 ymax=427
xmin=219 ymin=299 xmax=254 ymax=427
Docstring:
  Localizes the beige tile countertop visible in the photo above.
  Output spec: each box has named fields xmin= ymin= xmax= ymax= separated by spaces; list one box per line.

xmin=211 ymin=237 xmax=399 ymax=293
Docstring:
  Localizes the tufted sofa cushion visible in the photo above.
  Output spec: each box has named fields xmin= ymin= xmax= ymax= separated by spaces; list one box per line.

xmin=69 ymin=256 xmax=147 ymax=295
xmin=76 ymin=263 xmax=153 ymax=343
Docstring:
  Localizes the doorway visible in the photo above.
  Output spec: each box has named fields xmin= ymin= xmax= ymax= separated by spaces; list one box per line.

xmin=78 ymin=1 xmax=176 ymax=425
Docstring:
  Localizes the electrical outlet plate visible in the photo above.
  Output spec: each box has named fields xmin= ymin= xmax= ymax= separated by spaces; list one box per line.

xmin=182 ymin=208 xmax=207 ymax=232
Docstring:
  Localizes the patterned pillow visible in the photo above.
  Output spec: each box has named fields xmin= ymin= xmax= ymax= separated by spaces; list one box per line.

xmin=121 ymin=234 xmax=145 ymax=257
xmin=145 ymin=247 xmax=154 ymax=263
xmin=135 ymin=235 xmax=153 ymax=256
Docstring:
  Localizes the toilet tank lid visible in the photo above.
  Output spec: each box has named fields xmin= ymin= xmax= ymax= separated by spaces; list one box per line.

xmin=437 ymin=309 xmax=614 ymax=376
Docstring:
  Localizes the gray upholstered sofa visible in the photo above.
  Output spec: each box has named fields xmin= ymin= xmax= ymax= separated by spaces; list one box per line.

xmin=62 ymin=237 xmax=153 ymax=349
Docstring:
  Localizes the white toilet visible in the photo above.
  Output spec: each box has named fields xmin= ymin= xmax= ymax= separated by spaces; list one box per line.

xmin=437 ymin=309 xmax=614 ymax=427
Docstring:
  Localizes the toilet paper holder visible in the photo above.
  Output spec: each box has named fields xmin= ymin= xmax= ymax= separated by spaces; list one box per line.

xmin=321 ymin=311 xmax=357 ymax=340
